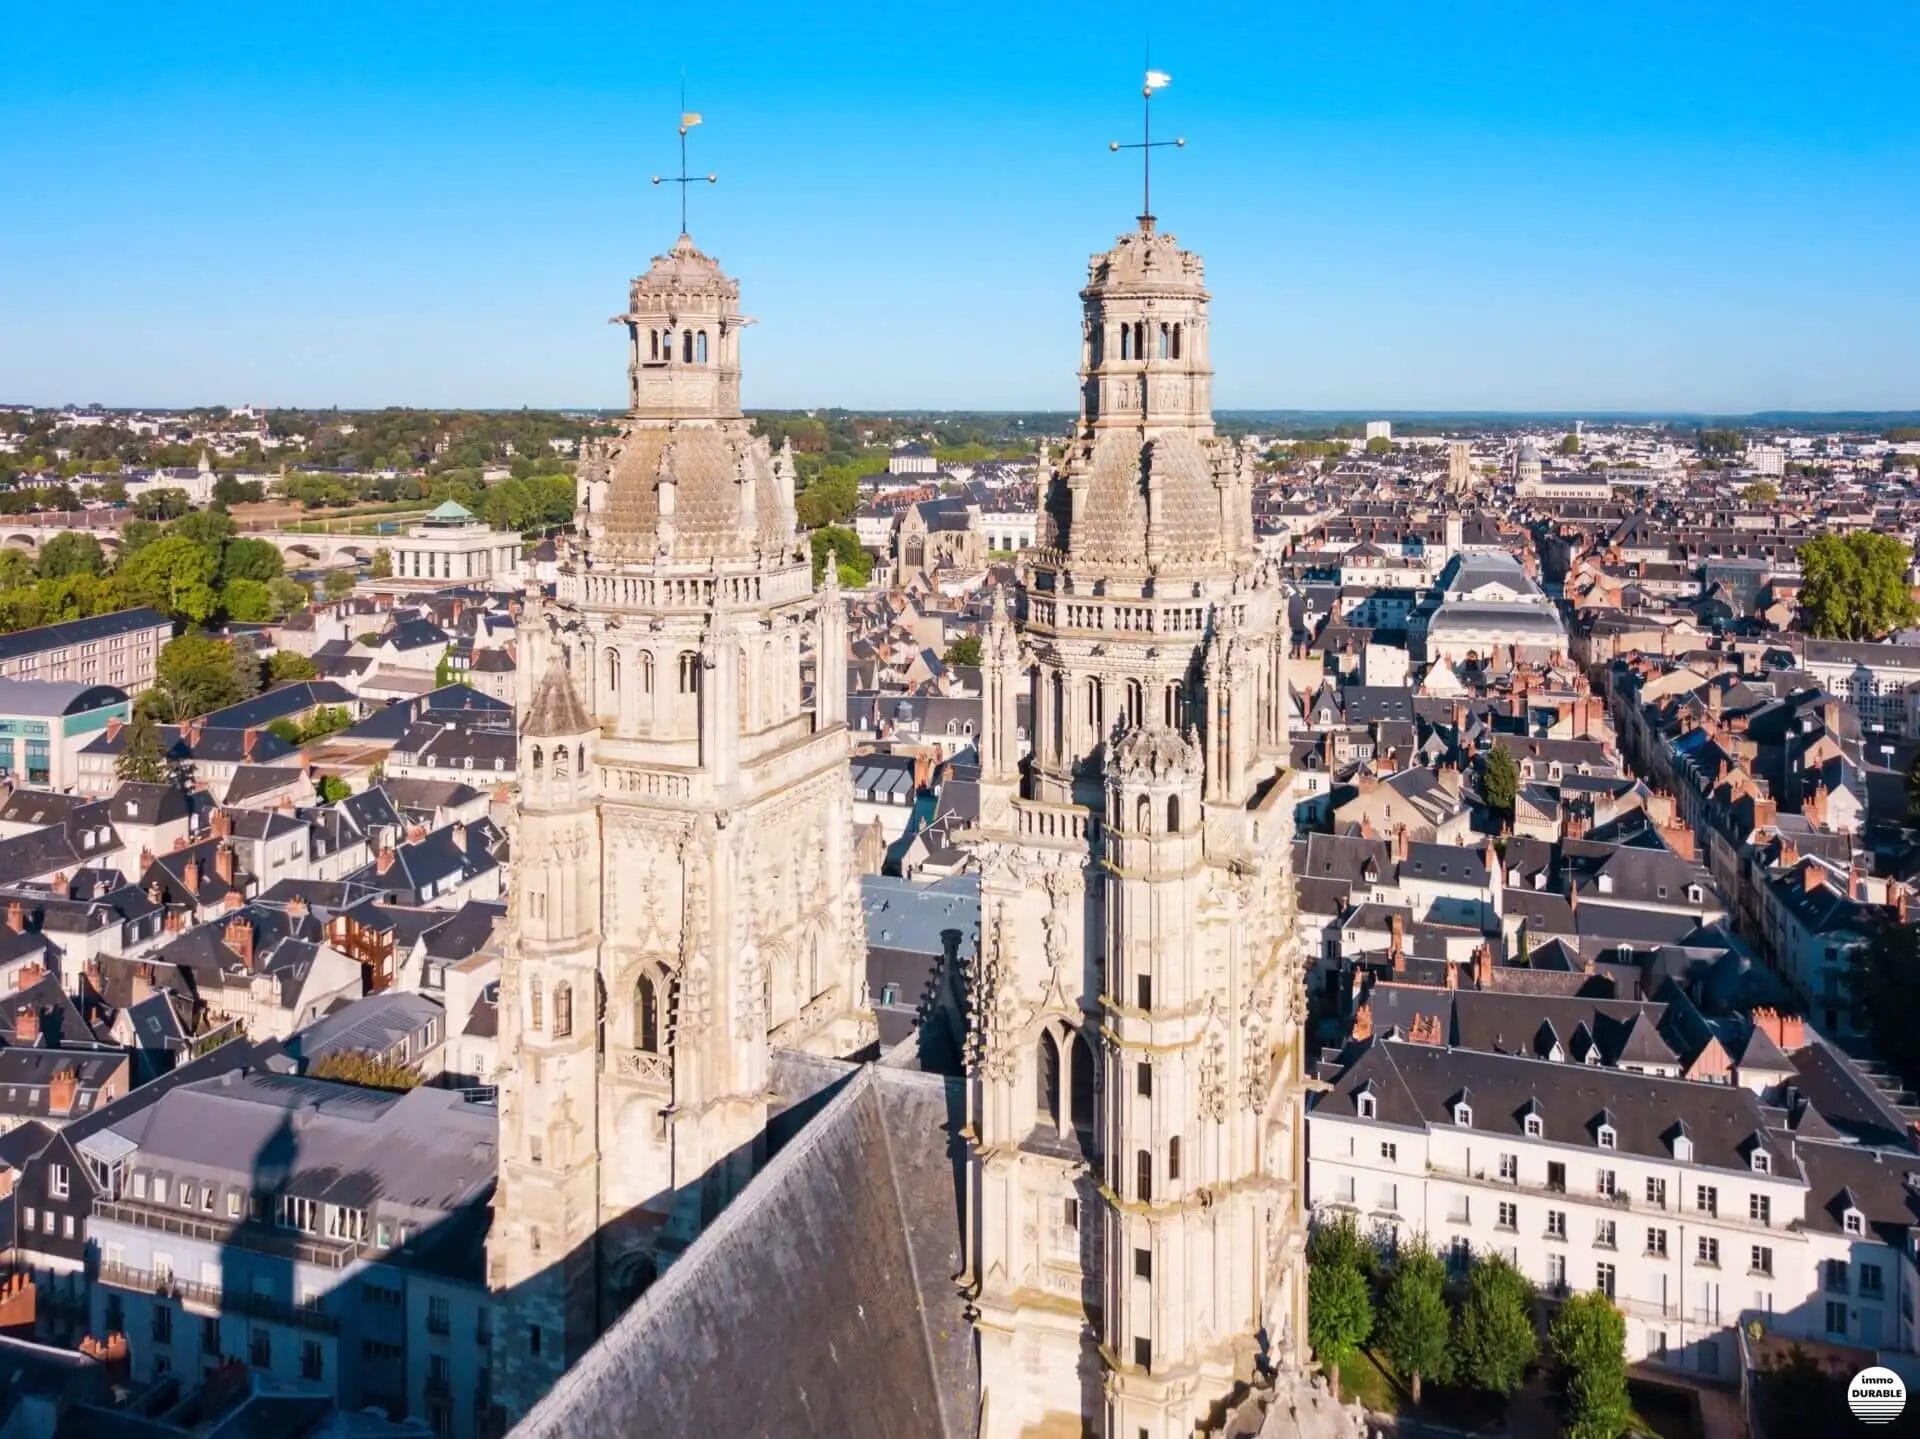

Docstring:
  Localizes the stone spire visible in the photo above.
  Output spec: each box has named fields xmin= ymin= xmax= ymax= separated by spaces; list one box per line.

xmin=1038 ymin=220 xmax=1254 ymax=576
xmin=576 ymin=234 xmax=800 ymax=567
xmin=522 ymin=651 xmax=592 ymax=738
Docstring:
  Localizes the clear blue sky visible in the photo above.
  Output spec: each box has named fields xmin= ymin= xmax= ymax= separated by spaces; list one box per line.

xmin=5 ymin=2 xmax=1917 ymax=414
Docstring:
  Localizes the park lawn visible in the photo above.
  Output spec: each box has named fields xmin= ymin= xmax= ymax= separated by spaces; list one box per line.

xmin=1333 ymin=1348 xmax=1406 ymax=1414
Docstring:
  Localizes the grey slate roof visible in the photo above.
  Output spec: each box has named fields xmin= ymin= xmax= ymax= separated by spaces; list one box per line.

xmin=514 ymin=1063 xmax=974 ymax=1439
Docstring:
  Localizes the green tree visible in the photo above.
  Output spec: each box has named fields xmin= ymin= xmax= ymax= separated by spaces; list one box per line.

xmin=36 ymin=532 xmax=106 ymax=580
xmin=223 ymin=578 xmax=275 ymax=622
xmin=369 ymin=548 xmax=393 ymax=579
xmin=268 ymin=650 xmax=319 ymax=683
xmin=114 ymin=709 xmax=172 ymax=783
xmin=1307 ymin=1217 xmax=1374 ymax=1402
xmin=1851 ymin=921 xmax=1920 ymax=1091
xmin=1550 ymin=1291 xmax=1629 ymax=1439
xmin=317 ymin=774 xmax=352 ymax=804
xmin=1741 ymin=479 xmax=1779 ymax=505
xmin=1481 ymin=744 xmax=1520 ymax=819
xmin=153 ymin=632 xmax=251 ymax=720
xmin=131 ymin=487 xmax=191 ymax=520
xmin=308 ymin=1049 xmax=423 ymax=1092
xmin=170 ymin=508 xmax=235 ymax=559
xmin=1799 ymin=532 xmax=1918 ymax=640
xmin=219 ymin=537 xmax=284 ymax=584
xmin=323 ymin=568 xmax=356 ymax=600
xmin=268 ymin=577 xmax=310 ymax=618
xmin=1557 ymin=433 xmax=1581 ymax=455
xmin=115 ymin=533 xmax=218 ymax=623
xmin=1453 ymin=1252 xmax=1537 ymax=1396
xmin=1364 ymin=435 xmax=1392 ymax=456
xmin=809 ymin=525 xmax=872 ymax=587
xmin=944 ymin=635 xmax=983 ymax=667
xmin=266 ymin=718 xmax=301 ymax=745
xmin=434 ymin=647 xmax=455 ymax=687
xmin=1377 ymin=1237 xmax=1452 ymax=1404
xmin=1696 ymin=428 xmax=1745 ymax=458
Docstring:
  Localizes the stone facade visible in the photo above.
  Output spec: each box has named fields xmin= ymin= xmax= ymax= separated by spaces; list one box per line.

xmin=966 ymin=217 xmax=1312 ymax=1439
xmin=488 ymin=232 xmax=874 ymax=1421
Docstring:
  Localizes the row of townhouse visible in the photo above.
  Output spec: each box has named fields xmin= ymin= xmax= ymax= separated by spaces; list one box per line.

xmin=1309 ymin=1037 xmax=1920 ymax=1381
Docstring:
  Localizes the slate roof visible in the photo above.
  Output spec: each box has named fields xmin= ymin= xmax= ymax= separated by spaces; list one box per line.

xmin=515 ymin=1063 xmax=974 ymax=1439
xmin=0 ymin=607 xmax=167 ymax=664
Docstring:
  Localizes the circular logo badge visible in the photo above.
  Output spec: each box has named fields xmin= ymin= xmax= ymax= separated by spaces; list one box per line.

xmin=1848 ymin=1366 xmax=1907 ymax=1425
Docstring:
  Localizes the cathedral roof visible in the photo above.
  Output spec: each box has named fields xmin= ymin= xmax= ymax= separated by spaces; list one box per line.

xmin=512 ymin=1064 xmax=975 ymax=1439
xmin=632 ymin=232 xmax=739 ymax=305
xmin=1059 ymin=429 xmax=1242 ymax=570
xmin=521 ymin=654 xmax=592 ymax=738
xmin=592 ymin=420 xmax=795 ymax=563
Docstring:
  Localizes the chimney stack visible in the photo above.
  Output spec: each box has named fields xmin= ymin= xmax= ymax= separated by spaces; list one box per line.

xmin=106 ymin=716 xmax=123 ymax=743
xmin=451 ymin=821 xmax=468 ymax=854
xmin=13 ymin=961 xmax=44 ymax=991
xmin=376 ymin=847 xmax=395 ymax=876
xmin=5 ymin=902 xmax=23 ymax=935
xmin=47 ymin=1066 xmax=77 ymax=1116
xmin=213 ymin=843 xmax=235 ymax=887
xmin=211 ymin=809 xmax=231 ymax=839
xmin=1474 ymin=941 xmax=1495 ymax=990
xmin=224 ymin=916 xmax=254 ymax=968
xmin=14 ymin=1005 xmax=39 ymax=1044
xmin=181 ymin=858 xmax=200 ymax=896
xmin=1389 ymin=914 xmax=1406 ymax=971
xmin=242 ymin=727 xmax=258 ymax=761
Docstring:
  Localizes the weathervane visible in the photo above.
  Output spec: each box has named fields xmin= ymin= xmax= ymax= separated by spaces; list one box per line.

xmin=1109 ymin=62 xmax=1182 ymax=226
xmin=651 ymin=84 xmax=716 ymax=236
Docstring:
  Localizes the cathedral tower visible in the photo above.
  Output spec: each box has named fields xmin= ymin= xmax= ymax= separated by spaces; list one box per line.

xmin=490 ymin=225 xmax=875 ymax=1422
xmin=967 ymin=207 xmax=1308 ymax=1438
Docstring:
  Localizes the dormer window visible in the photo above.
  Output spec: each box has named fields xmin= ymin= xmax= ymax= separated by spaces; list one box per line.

xmin=1687 ymin=884 xmax=1703 ymax=904
xmin=1524 ymin=1114 xmax=1543 ymax=1139
xmin=1845 ymin=1210 xmax=1864 ymax=1236
xmin=1752 ymin=1151 xmax=1771 ymax=1175
xmin=1356 ymin=1089 xmax=1377 ymax=1120
xmin=1598 ymin=1124 xmax=1617 ymax=1150
xmin=1674 ymin=1134 xmax=1693 ymax=1163
xmin=1597 ymin=874 xmax=1614 ymax=894
xmin=1454 ymin=1104 xmax=1472 ymax=1127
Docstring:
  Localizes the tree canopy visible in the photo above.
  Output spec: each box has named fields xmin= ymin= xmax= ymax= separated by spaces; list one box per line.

xmin=943 ymin=635 xmax=982 ymax=668
xmin=1453 ymin=1252 xmax=1537 ymax=1395
xmin=1377 ymin=1237 xmax=1452 ymax=1404
xmin=1306 ymin=1216 xmax=1374 ymax=1402
xmin=1799 ymin=532 xmax=1918 ymax=640
xmin=1549 ymin=1291 xmax=1629 ymax=1439
xmin=1481 ymin=745 xmax=1520 ymax=817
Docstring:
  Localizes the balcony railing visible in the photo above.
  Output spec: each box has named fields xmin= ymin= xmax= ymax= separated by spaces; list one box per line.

xmin=93 ymin=1200 xmax=361 ymax=1270
xmin=96 ymin=1261 xmax=340 ymax=1335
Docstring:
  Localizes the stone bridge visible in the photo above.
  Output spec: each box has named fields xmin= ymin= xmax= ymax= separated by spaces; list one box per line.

xmin=0 ymin=514 xmax=421 ymax=569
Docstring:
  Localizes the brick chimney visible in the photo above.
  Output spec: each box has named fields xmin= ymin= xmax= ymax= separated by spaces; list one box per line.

xmin=1474 ymin=941 xmax=1495 ymax=990
xmin=222 ymin=889 xmax=245 ymax=912
xmin=214 ymin=843 xmax=236 ymax=887
xmin=1849 ymin=860 xmax=1868 ymax=903
xmin=375 ymin=847 xmax=395 ymax=876
xmin=1806 ymin=783 xmax=1828 ymax=829
xmin=1389 ymin=914 xmax=1406 ymax=972
xmin=1444 ymin=957 xmax=1459 ymax=991
xmin=0 ymin=1272 xmax=37 ymax=1338
xmin=211 ymin=809 xmax=232 ymax=839
xmin=242 ymin=727 xmax=258 ymax=761
xmin=405 ymin=824 xmax=427 ymax=845
xmin=1752 ymin=1007 xmax=1807 ymax=1053
xmin=105 ymin=715 xmax=123 ymax=743
xmin=47 ymin=1067 xmax=77 ymax=1116
xmin=5 ymin=902 xmax=22 ymax=935
xmin=13 ymin=961 xmax=43 ymax=991
xmin=224 ymin=916 xmax=254 ymax=968
xmin=1803 ymin=863 xmax=1825 ymax=894
xmin=1393 ymin=824 xmax=1409 ymax=866
xmin=14 ymin=1005 xmax=39 ymax=1044
xmin=181 ymin=858 xmax=200 ymax=896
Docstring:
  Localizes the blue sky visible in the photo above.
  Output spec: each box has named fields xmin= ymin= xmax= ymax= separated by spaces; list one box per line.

xmin=4 ymin=2 xmax=1917 ymax=413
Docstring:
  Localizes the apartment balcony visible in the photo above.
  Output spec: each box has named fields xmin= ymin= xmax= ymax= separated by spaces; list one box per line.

xmin=93 ymin=1200 xmax=361 ymax=1270
xmin=96 ymin=1261 xmax=340 ymax=1335
xmin=1425 ymin=1161 xmax=1786 ymax=1237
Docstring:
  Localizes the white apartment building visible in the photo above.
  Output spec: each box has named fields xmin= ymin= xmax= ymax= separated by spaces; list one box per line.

xmin=1309 ymin=1038 xmax=1920 ymax=1381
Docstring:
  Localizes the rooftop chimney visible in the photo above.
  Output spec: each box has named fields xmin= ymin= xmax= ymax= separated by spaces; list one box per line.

xmin=376 ymin=847 xmax=395 ymax=876
xmin=47 ymin=1066 xmax=77 ymax=1116
xmin=14 ymin=1005 xmax=39 ymax=1044
xmin=5 ymin=902 xmax=23 ymax=935
xmin=1475 ymin=941 xmax=1495 ymax=990
xmin=13 ymin=961 xmax=44 ymax=991
xmin=181 ymin=858 xmax=200 ymax=896
xmin=105 ymin=716 xmax=123 ymax=743
xmin=242 ymin=727 xmax=258 ymax=761
xmin=224 ymin=916 xmax=254 ymax=968
xmin=211 ymin=810 xmax=232 ymax=839
xmin=451 ymin=821 xmax=468 ymax=853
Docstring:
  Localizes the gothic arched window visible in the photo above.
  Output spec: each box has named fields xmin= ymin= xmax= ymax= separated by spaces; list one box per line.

xmin=528 ymin=975 xmax=543 ymax=1032
xmin=636 ymin=974 xmax=661 ymax=1051
xmin=575 ymin=744 xmax=584 ymax=774
xmin=639 ymin=651 xmax=655 ymax=694
xmin=1132 ymin=321 xmax=1146 ymax=360
xmin=1120 ymin=325 xmax=1132 ymax=361
xmin=1172 ymin=324 xmax=1183 ymax=360
xmin=1167 ymin=794 xmax=1181 ymax=834
xmin=1136 ymin=1149 xmax=1153 ymax=1203
xmin=1085 ymin=677 xmax=1103 ymax=734
xmin=678 ymin=651 xmax=700 ymax=695
xmin=553 ymin=747 xmax=570 ymax=781
xmin=1136 ymin=795 xmax=1151 ymax=834
xmin=1158 ymin=323 xmax=1170 ymax=359
xmin=1165 ymin=681 xmax=1184 ymax=728
xmin=604 ymin=648 xmax=620 ymax=694
xmin=682 ymin=330 xmax=694 ymax=363
xmin=1036 ymin=1030 xmax=1062 ymax=1129
xmin=1070 ymin=1032 xmax=1095 ymax=1130
xmin=649 ymin=330 xmax=659 ymax=361
xmin=530 ymin=745 xmax=543 ymax=772
xmin=1124 ymin=678 xmax=1144 ymax=727
xmin=553 ymin=982 xmax=573 ymax=1039
xmin=696 ymin=331 xmax=709 ymax=363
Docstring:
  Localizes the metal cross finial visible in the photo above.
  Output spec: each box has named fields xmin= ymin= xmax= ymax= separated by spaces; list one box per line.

xmin=1109 ymin=63 xmax=1182 ymax=227
xmin=651 ymin=86 xmax=716 ymax=236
